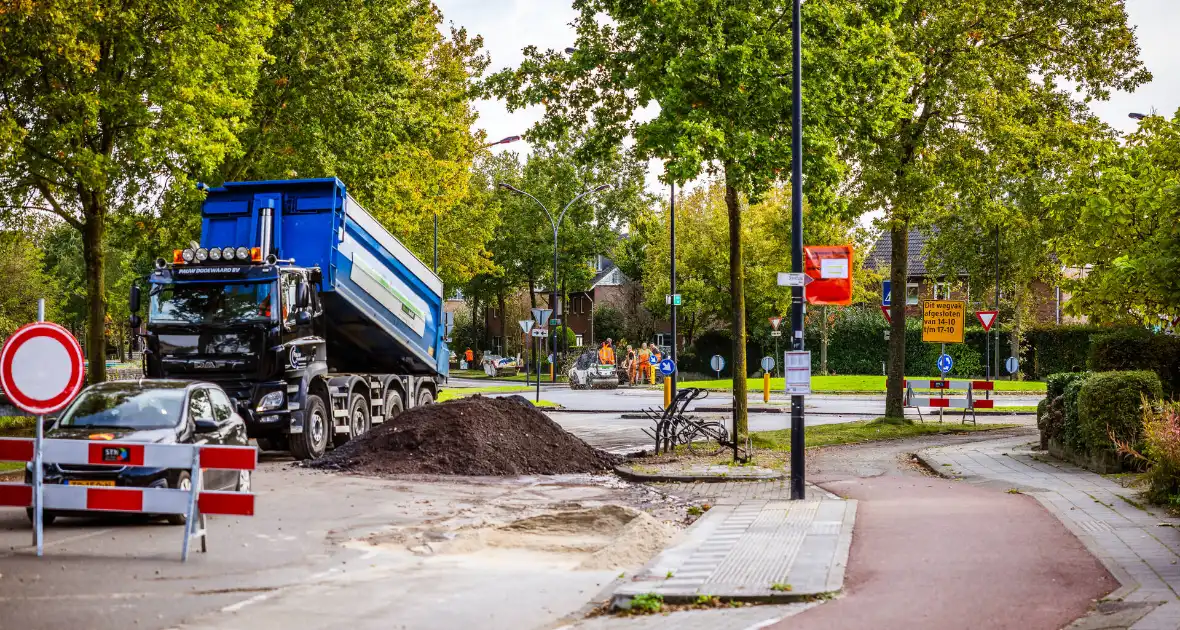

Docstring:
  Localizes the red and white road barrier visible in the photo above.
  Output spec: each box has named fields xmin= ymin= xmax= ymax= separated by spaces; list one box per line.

xmin=903 ymin=397 xmax=995 ymax=409
xmin=890 ymin=379 xmax=996 ymax=424
xmin=0 ymin=438 xmax=257 ymax=561
xmin=897 ymin=379 xmax=995 ymax=391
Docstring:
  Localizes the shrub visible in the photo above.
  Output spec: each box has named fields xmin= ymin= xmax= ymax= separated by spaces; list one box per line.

xmin=1042 ymin=372 xmax=1088 ymax=448
xmin=1046 ymin=371 xmax=1089 ymax=402
xmin=1037 ymin=398 xmax=1050 ymax=449
xmin=1115 ymin=401 xmax=1180 ymax=506
xmin=1089 ymin=330 xmax=1180 ymax=399
xmin=1077 ymin=371 xmax=1163 ymax=453
xmin=1061 ymin=376 xmax=1090 ymax=451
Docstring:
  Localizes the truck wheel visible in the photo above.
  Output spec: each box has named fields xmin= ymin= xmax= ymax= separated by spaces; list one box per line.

xmin=385 ymin=390 xmax=404 ymax=421
xmin=289 ymin=395 xmax=329 ymax=461
xmin=417 ymin=388 xmax=434 ymax=407
xmin=335 ymin=393 xmax=369 ymax=445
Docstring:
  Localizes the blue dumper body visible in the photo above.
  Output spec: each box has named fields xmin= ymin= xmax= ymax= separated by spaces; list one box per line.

xmin=198 ymin=178 xmax=447 ymax=377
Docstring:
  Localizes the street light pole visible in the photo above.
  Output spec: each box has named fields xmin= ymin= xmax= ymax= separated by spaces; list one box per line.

xmin=789 ymin=0 xmax=806 ymax=501
xmin=498 ymin=182 xmax=612 ymax=383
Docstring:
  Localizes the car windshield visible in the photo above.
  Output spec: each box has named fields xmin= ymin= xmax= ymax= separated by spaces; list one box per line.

xmin=57 ymin=388 xmax=185 ymax=430
xmin=150 ymin=282 xmax=275 ymax=325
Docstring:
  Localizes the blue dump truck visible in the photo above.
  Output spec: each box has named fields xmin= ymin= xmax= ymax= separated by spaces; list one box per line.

xmin=130 ymin=179 xmax=447 ymax=460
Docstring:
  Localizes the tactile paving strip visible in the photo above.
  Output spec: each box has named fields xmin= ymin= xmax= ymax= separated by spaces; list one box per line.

xmin=703 ymin=501 xmax=818 ymax=592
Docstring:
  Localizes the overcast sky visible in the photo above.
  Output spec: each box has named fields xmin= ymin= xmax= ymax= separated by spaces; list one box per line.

xmin=436 ymin=0 xmax=1180 ymax=195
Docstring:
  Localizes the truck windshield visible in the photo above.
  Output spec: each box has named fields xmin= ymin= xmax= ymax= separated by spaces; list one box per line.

xmin=150 ymin=282 xmax=275 ymax=325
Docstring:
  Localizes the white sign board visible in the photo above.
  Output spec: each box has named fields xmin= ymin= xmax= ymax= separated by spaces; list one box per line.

xmin=530 ymin=308 xmax=552 ymax=325
xmin=518 ymin=319 xmax=535 ymax=334
xmin=820 ymin=258 xmax=849 ymax=279
xmin=531 ymin=328 xmax=548 ymax=338
xmin=777 ymin=272 xmax=807 ymax=287
xmin=784 ymin=351 xmax=811 ymax=395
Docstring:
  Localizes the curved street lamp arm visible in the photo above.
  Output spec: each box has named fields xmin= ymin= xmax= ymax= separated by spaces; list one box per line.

xmin=557 ymin=184 xmax=612 ymax=231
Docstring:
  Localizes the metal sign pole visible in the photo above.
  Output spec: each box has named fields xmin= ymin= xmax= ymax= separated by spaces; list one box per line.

xmin=535 ymin=336 xmax=540 ymax=403
xmin=33 ymin=298 xmax=45 ymax=556
xmin=788 ymin=0 xmax=806 ymax=500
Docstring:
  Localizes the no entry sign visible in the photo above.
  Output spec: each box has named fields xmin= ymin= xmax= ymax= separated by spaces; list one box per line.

xmin=0 ymin=322 xmax=85 ymax=415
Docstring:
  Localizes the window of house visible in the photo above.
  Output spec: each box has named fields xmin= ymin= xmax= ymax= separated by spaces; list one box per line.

xmin=905 ymin=283 xmax=920 ymax=305
xmin=933 ymin=282 xmax=951 ymax=299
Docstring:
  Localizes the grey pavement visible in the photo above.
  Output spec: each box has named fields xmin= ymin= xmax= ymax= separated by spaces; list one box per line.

xmin=613 ymin=495 xmax=855 ymax=604
xmin=919 ymin=436 xmax=1180 ymax=630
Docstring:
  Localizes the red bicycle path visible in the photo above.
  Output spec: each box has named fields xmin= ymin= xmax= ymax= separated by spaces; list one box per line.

xmin=774 ymin=433 xmax=1115 ymax=630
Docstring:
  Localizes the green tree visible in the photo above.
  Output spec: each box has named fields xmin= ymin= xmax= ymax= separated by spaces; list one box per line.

xmin=846 ymin=1 xmax=1150 ymax=416
xmin=1048 ymin=111 xmax=1180 ymax=325
xmin=0 ymin=0 xmax=278 ymax=382
xmin=485 ymin=0 xmax=892 ymax=449
xmin=218 ymin=0 xmax=493 ymax=290
xmin=0 ymin=227 xmax=60 ymax=337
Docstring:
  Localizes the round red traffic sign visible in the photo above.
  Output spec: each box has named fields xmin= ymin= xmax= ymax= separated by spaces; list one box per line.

xmin=0 ymin=322 xmax=85 ymax=415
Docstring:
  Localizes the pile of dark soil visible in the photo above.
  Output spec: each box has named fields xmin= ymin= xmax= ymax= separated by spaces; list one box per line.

xmin=309 ymin=395 xmax=619 ymax=476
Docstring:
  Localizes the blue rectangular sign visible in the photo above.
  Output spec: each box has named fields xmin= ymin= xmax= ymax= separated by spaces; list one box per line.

xmin=883 ymin=280 xmax=891 ymax=307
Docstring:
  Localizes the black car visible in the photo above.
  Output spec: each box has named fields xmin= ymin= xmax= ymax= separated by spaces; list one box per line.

xmin=27 ymin=379 xmax=250 ymax=526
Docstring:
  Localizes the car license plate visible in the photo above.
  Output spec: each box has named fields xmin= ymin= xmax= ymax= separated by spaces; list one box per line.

xmin=64 ymin=480 xmax=116 ymax=487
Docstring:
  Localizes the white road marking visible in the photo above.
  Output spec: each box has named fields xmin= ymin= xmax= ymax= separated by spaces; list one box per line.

xmin=220 ymin=592 xmax=273 ymax=613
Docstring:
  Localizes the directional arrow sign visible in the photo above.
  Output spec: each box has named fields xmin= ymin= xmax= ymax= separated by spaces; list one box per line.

xmin=777 ymin=272 xmax=813 ymax=287
xmin=976 ymin=311 xmax=998 ymax=332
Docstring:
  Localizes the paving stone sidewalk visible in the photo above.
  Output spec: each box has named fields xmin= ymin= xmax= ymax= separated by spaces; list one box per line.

xmin=613 ymin=494 xmax=855 ymax=605
xmin=918 ymin=436 xmax=1180 ymax=630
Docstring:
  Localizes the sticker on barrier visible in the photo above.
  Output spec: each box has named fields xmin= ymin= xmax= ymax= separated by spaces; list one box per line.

xmin=0 ymin=438 xmax=257 ymax=561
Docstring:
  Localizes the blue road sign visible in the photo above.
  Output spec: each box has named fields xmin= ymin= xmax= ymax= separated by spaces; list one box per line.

xmin=710 ymin=355 xmax=726 ymax=373
xmin=1005 ymin=356 xmax=1019 ymax=375
xmin=649 ymin=353 xmax=660 ymax=365
xmin=937 ymin=353 xmax=953 ymax=374
xmin=883 ymin=280 xmax=891 ymax=307
xmin=659 ymin=358 xmax=676 ymax=376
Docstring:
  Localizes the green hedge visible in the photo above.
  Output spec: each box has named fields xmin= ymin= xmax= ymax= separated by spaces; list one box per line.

xmin=1077 ymin=371 xmax=1163 ymax=454
xmin=1089 ymin=329 xmax=1180 ymax=399
xmin=1061 ymin=376 xmax=1089 ymax=451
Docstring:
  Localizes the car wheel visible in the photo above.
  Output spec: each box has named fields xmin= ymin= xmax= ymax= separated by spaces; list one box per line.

xmin=384 ymin=390 xmax=404 ymax=422
xmin=25 ymin=508 xmax=56 ymax=527
xmin=336 ymin=393 xmax=369 ymax=446
xmin=166 ymin=471 xmax=194 ymax=526
xmin=235 ymin=469 xmax=251 ymax=493
xmin=417 ymin=387 xmax=434 ymax=407
xmin=288 ymin=394 xmax=329 ymax=461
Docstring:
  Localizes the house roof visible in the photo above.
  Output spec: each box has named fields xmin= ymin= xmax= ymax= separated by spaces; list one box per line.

xmin=591 ymin=256 xmax=628 ymax=287
xmin=865 ymin=229 xmax=934 ymax=277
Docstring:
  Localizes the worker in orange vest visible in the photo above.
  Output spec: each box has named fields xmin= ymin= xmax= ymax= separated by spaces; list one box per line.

xmin=636 ymin=343 xmax=651 ymax=384
xmin=598 ymin=338 xmax=616 ymax=365
xmin=464 ymin=348 xmax=474 ymax=364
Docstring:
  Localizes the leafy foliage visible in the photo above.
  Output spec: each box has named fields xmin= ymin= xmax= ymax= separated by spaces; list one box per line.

xmin=1077 ymin=371 xmax=1162 ymax=454
xmin=0 ymin=0 xmax=279 ymax=380
xmin=1049 ymin=112 xmax=1180 ymax=325
xmin=1088 ymin=330 xmax=1180 ymax=399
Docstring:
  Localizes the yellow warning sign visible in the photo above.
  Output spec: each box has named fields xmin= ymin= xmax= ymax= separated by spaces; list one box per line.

xmin=922 ymin=300 xmax=966 ymax=344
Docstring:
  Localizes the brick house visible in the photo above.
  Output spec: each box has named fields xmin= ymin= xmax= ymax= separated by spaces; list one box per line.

xmin=866 ymin=229 xmax=1075 ymax=324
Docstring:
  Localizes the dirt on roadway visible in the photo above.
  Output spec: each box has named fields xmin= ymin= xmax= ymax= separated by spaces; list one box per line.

xmin=775 ymin=427 xmax=1115 ymax=630
xmin=311 ymin=396 xmax=618 ymax=475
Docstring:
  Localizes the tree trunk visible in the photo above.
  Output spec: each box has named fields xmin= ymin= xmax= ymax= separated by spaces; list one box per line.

xmin=885 ymin=221 xmax=908 ymax=418
xmin=528 ymin=276 xmax=537 ymax=309
xmin=470 ymin=298 xmax=478 ymax=353
xmin=724 ymin=174 xmax=747 ymax=454
xmin=820 ymin=305 xmax=829 ymax=375
xmin=498 ymin=291 xmax=507 ymax=355
xmin=81 ymin=206 xmax=107 ymax=384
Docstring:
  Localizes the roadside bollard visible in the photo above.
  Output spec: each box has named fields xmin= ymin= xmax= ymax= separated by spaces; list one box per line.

xmin=664 ymin=377 xmax=672 ymax=409
xmin=763 ymin=372 xmax=770 ymax=403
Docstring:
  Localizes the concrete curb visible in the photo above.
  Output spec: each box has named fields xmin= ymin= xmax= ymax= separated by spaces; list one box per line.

xmin=613 ymin=465 xmax=785 ymax=484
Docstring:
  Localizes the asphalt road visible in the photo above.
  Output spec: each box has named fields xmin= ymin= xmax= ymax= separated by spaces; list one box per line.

xmin=447 ymin=377 xmax=1043 ymax=416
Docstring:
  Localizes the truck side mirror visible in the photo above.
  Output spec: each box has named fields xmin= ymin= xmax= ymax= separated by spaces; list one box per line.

xmin=130 ymin=284 xmax=141 ymax=313
xmin=295 ymin=310 xmax=312 ymax=326
xmin=129 ymin=314 xmax=142 ymax=329
xmin=297 ymin=279 xmax=310 ymax=309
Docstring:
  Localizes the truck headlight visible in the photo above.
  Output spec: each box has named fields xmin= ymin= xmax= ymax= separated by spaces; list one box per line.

xmin=222 ymin=246 xmax=236 ymax=260
xmin=195 ymin=248 xmax=209 ymax=262
xmin=256 ymin=390 xmax=285 ymax=412
xmin=236 ymin=246 xmax=250 ymax=261
xmin=209 ymin=247 xmax=222 ymax=261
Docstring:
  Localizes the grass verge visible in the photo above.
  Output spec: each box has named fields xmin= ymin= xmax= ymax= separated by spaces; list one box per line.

xmin=450 ymin=369 xmax=568 ymax=383
xmin=751 ymin=417 xmax=1020 ymax=452
xmin=437 ymin=389 xmax=559 ymax=408
xmin=0 ymin=416 xmax=34 ymax=473
xmin=676 ymin=375 xmax=1045 ymax=393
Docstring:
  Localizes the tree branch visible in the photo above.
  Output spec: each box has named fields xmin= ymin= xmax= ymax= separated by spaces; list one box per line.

xmin=32 ymin=180 xmax=83 ymax=230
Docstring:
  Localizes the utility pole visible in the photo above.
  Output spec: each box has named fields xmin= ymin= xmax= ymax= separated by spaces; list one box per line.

xmin=789 ymin=0 xmax=806 ymax=501
xmin=670 ymin=181 xmax=678 ymax=405
xmin=995 ymin=229 xmax=1001 ymax=380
